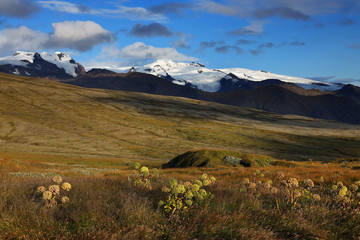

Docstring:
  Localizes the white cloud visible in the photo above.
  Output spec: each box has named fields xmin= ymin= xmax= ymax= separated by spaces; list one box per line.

xmin=196 ymin=0 xmax=241 ymax=16
xmin=0 ymin=21 xmax=112 ymax=56
xmin=37 ymin=1 xmax=95 ymax=14
xmin=46 ymin=21 xmax=113 ymax=52
xmin=83 ymin=43 xmax=198 ymax=70
xmin=0 ymin=26 xmax=47 ymax=55
xmin=102 ymin=5 xmax=166 ymax=21
xmin=171 ymin=32 xmax=192 ymax=49
xmin=228 ymin=20 xmax=266 ymax=36
xmin=120 ymin=42 xmax=198 ymax=62
xmin=38 ymin=0 xmax=166 ymax=21
xmin=245 ymin=21 xmax=266 ymax=34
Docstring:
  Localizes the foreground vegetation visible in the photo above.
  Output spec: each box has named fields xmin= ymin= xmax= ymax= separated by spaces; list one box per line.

xmin=2 ymin=153 xmax=360 ymax=239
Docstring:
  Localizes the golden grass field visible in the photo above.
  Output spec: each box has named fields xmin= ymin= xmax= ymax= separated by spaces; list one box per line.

xmin=2 ymin=73 xmax=360 ymax=239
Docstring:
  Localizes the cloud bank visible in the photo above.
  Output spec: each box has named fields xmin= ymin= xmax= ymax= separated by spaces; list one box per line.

xmin=0 ymin=26 xmax=47 ymax=54
xmin=38 ymin=0 xmax=166 ymax=21
xmin=129 ymin=23 xmax=173 ymax=38
xmin=0 ymin=21 xmax=112 ymax=55
xmin=0 ymin=0 xmax=40 ymax=18
xmin=120 ymin=42 xmax=197 ymax=62
xmin=46 ymin=21 xmax=113 ymax=52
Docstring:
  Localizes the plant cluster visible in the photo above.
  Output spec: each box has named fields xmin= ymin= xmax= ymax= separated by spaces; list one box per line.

xmin=158 ymin=173 xmax=216 ymax=216
xmin=128 ymin=162 xmax=159 ymax=190
xmin=36 ymin=176 xmax=71 ymax=208
xmin=241 ymin=170 xmax=320 ymax=212
xmin=331 ymin=180 xmax=360 ymax=212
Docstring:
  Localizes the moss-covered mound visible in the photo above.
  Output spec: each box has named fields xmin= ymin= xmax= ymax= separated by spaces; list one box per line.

xmin=162 ymin=149 xmax=276 ymax=168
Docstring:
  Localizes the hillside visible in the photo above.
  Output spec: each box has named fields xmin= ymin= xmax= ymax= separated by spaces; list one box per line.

xmin=206 ymin=84 xmax=360 ymax=124
xmin=1 ymin=72 xmax=360 ymax=162
xmin=67 ymin=71 xmax=360 ymax=124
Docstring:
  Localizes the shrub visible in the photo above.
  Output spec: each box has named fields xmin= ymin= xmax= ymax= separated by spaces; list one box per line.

xmin=241 ymin=172 xmax=321 ymax=212
xmin=158 ymin=173 xmax=216 ymax=216
xmin=331 ymin=180 xmax=360 ymax=212
xmin=128 ymin=162 xmax=159 ymax=190
xmin=36 ymin=176 xmax=71 ymax=208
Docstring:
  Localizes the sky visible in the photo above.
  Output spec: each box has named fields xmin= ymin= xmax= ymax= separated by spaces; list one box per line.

xmin=0 ymin=0 xmax=359 ymax=85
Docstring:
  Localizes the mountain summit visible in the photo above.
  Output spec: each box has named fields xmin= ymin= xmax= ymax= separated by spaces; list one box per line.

xmin=0 ymin=51 xmax=86 ymax=79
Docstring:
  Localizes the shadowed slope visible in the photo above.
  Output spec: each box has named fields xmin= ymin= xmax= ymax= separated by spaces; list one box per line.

xmin=66 ymin=71 xmax=201 ymax=99
xmin=207 ymin=85 xmax=360 ymax=124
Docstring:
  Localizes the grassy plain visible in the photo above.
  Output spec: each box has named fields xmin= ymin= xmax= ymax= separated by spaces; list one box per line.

xmin=2 ymin=73 xmax=360 ymax=239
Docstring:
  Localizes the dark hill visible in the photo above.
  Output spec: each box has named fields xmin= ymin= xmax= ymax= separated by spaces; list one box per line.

xmin=66 ymin=71 xmax=201 ymax=99
xmin=64 ymin=70 xmax=360 ymax=124
xmin=335 ymin=84 xmax=360 ymax=104
xmin=206 ymin=85 xmax=360 ymax=124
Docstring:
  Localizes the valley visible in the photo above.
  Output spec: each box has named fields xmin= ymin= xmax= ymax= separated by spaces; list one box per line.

xmin=1 ymin=72 xmax=360 ymax=162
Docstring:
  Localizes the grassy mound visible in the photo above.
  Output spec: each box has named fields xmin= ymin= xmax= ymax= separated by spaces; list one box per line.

xmin=162 ymin=149 xmax=276 ymax=168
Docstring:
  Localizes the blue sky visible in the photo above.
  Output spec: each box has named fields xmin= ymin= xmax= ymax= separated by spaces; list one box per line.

xmin=0 ymin=0 xmax=359 ymax=84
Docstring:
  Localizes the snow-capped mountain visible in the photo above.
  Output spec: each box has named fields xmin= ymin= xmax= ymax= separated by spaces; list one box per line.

xmin=0 ymin=51 xmax=85 ymax=79
xmin=114 ymin=59 xmax=342 ymax=92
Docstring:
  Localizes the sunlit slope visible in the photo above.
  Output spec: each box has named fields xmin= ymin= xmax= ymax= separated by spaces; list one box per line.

xmin=1 ymin=72 xmax=360 ymax=162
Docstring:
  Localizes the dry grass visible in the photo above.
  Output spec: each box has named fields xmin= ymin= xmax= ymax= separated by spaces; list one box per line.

xmin=2 ymin=161 xmax=360 ymax=239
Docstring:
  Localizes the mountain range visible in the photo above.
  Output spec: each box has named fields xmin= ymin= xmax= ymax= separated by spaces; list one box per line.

xmin=1 ymin=51 xmax=360 ymax=124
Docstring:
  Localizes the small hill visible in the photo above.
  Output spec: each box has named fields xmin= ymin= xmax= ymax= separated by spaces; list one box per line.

xmin=335 ymin=84 xmax=360 ymax=104
xmin=162 ymin=149 xmax=278 ymax=168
